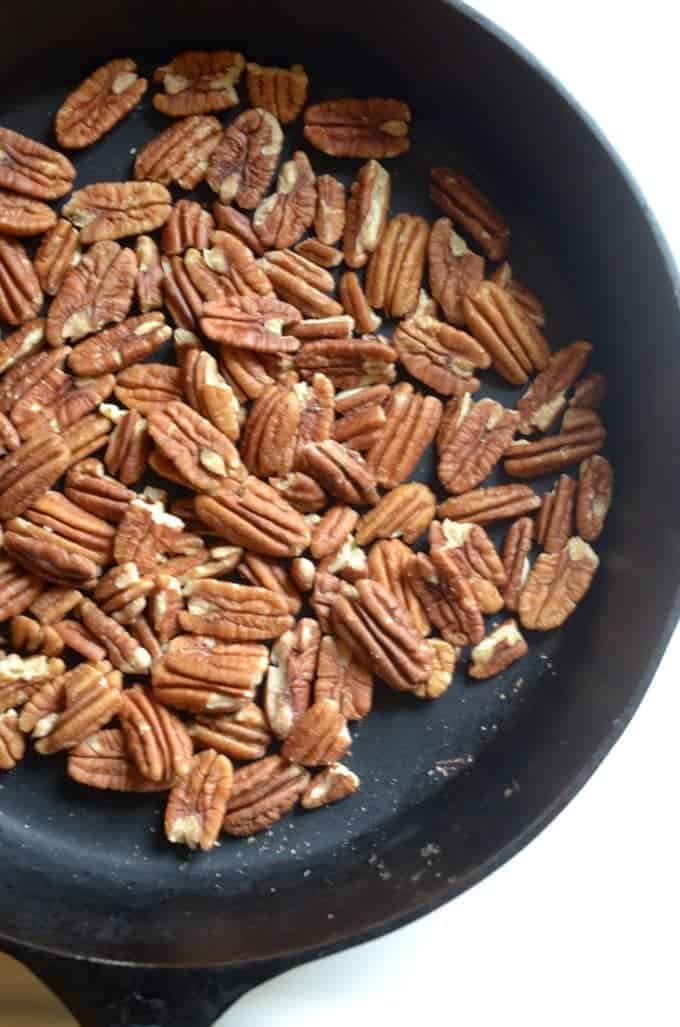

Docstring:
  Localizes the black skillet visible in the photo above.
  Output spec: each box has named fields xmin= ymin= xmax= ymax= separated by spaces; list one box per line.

xmin=1 ymin=1 xmax=679 ymax=1024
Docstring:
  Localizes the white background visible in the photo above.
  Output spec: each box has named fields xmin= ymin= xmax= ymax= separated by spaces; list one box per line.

xmin=223 ymin=3 xmax=680 ymax=1024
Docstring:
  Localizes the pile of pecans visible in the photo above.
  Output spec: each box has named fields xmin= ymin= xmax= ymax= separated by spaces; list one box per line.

xmin=0 ymin=52 xmax=613 ymax=851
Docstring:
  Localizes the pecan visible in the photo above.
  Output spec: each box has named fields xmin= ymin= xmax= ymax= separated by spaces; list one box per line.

xmin=314 ymin=635 xmax=373 ymax=719
xmin=68 ymin=729 xmax=171 ymax=792
xmin=366 ymin=382 xmax=442 ymax=489
xmin=300 ymin=440 xmax=379 ymax=506
xmin=469 ymin=620 xmax=528 ymax=680
xmin=438 ymin=484 xmax=541 ymax=525
xmin=430 ymin=167 xmax=510 ymax=262
xmin=294 ymin=336 xmax=396 ymax=390
xmin=55 ymin=58 xmax=147 ymax=148
xmin=570 ymin=372 xmax=607 ymax=411
xmin=253 ymin=151 xmax=316 ymax=250
xmin=536 ymin=475 xmax=577 ymax=554
xmin=205 ymin=109 xmax=281 ymax=210
xmin=68 ymin=312 xmax=171 ymax=378
xmin=281 ymin=698 xmax=351 ymax=767
xmin=134 ymin=115 xmax=222 ymax=189
xmin=406 ymin=549 xmax=484 ymax=646
xmin=304 ymin=98 xmax=411 ymax=158
xmin=365 ymin=214 xmax=429 ymax=317
xmin=0 ymin=189 xmax=56 ymax=236
xmin=165 ymin=748 xmax=233 ymax=850
xmin=189 ymin=702 xmax=271 ymax=761
xmin=315 ymin=174 xmax=346 ymax=245
xmin=17 ymin=660 xmax=111 ymax=737
xmin=222 ymin=754 xmax=309 ymax=836
xmin=463 ymin=282 xmax=550 ymax=385
xmin=576 ymin=455 xmax=613 ymax=542
xmin=78 ymin=597 xmax=152 ymax=673
xmin=0 ymin=432 xmax=71 ymax=521
xmin=53 ymin=619 xmax=107 ymax=661
xmin=148 ymin=401 xmax=245 ymax=493
xmin=0 ymin=319 xmax=45 ymax=375
xmin=186 ymin=233 xmax=272 ymax=304
xmin=437 ymin=394 xmax=518 ymax=494
xmin=265 ymin=619 xmax=320 ymax=739
xmin=5 ymin=490 xmax=114 ymax=571
xmin=318 ymin=533 xmax=367 ymax=583
xmin=490 ymin=261 xmax=546 ymax=328
xmin=174 ymin=545 xmax=242 ymax=583
xmin=236 ymin=555 xmax=299 ymax=616
xmin=0 ymin=346 xmax=68 ymax=421
xmin=342 ymin=159 xmax=391 ymax=269
xmin=113 ymin=498 xmax=184 ymax=573
xmin=500 ymin=516 xmax=534 ymax=612
xmin=301 ymin=763 xmax=359 ymax=810
xmin=356 ymin=483 xmax=435 ymax=546
xmin=414 ymin=638 xmax=457 ymax=700
xmin=33 ymin=220 xmax=81 ymax=297
xmin=120 ymin=684 xmax=192 ymax=783
xmin=181 ymin=348 xmax=241 ymax=442
xmin=152 ymin=634 xmax=268 ymax=713
xmin=0 ymin=126 xmax=75 ymax=199
xmin=366 ymin=539 xmax=429 ymax=636
xmin=10 ymin=616 xmax=64 ymax=657
xmin=291 ymin=557 xmax=316 ymax=593
xmin=505 ymin=422 xmax=607 ymax=478
xmin=0 ymin=652 xmax=64 ymax=712
xmin=331 ymin=578 xmax=433 ymax=692
xmin=201 ymin=294 xmax=301 ymax=353
xmin=428 ymin=218 xmax=485 ymax=324
xmin=0 ymin=236 xmax=43 ymax=325
xmin=429 ymin=519 xmax=505 ymax=614
xmin=61 ymin=414 xmax=113 ymax=465
xmin=561 ymin=408 xmax=603 ymax=433
xmin=46 ymin=240 xmax=137 ymax=345
xmin=269 ymin=471 xmax=327 ymax=513
xmin=310 ymin=506 xmax=358 ymax=560
xmin=64 ymin=458 xmax=133 ymax=522
xmin=0 ymin=709 xmax=25 ymax=770
xmin=29 ymin=586 xmax=82 ymax=626
xmin=34 ymin=662 xmax=122 ymax=755
xmin=246 ymin=62 xmax=308 ymax=123
xmin=63 ymin=181 xmax=172 ymax=244
xmin=102 ymin=410 xmax=149 ymax=487
xmin=0 ymin=557 xmax=43 ymax=623
xmin=294 ymin=237 xmax=343 ymax=267
xmin=334 ymin=384 xmax=390 ymax=452
xmin=261 ymin=256 xmax=343 ymax=318
xmin=148 ymin=574 xmax=184 ymax=644
xmin=180 ymin=577 xmax=294 ymax=642
xmin=339 ymin=271 xmax=381 ymax=334
xmin=115 ymin=362 xmax=182 ymax=414
xmin=0 ymin=412 xmax=20 ymax=454
xmin=241 ymin=374 xmax=333 ymax=477
xmin=310 ymin=570 xmax=356 ymax=634
xmin=517 ymin=341 xmax=592 ymax=434
xmin=394 ymin=314 xmax=490 ymax=396
xmin=11 ymin=370 xmax=113 ymax=439
xmin=212 ymin=202 xmax=264 ymax=255
xmin=91 ymin=563 xmax=153 ymax=624
xmin=519 ymin=537 xmax=599 ymax=630
xmin=152 ymin=50 xmax=245 ymax=116
xmin=197 ymin=476 xmax=310 ymax=557
xmin=134 ymin=235 xmax=163 ymax=312
xmin=160 ymin=199 xmax=214 ymax=255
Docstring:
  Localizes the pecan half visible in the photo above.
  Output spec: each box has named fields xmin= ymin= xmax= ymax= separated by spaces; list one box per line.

xmin=304 ymin=98 xmax=411 ymax=158
xmin=429 ymin=519 xmax=505 ymax=614
xmin=576 ymin=455 xmax=613 ymax=541
xmin=356 ymin=483 xmax=435 ymax=546
xmin=197 ymin=476 xmax=310 ymax=557
xmin=64 ymin=458 xmax=133 ymax=522
xmin=201 ymin=294 xmax=301 ymax=353
xmin=536 ymin=475 xmax=577 ymax=553
xmin=0 ymin=557 xmax=43 ymax=623
xmin=504 ymin=422 xmax=607 ymax=478
xmin=212 ymin=202 xmax=264 ymax=255
xmin=55 ymin=58 xmax=148 ymax=148
xmin=463 ymin=282 xmax=550 ymax=385
xmin=281 ymin=698 xmax=351 ymax=767
xmin=500 ymin=516 xmax=534 ymax=612
xmin=206 ymin=108 xmax=282 ymax=210
xmin=301 ymin=762 xmax=359 ymax=810
xmin=331 ymin=578 xmax=434 ymax=692
xmin=300 ymin=439 xmax=379 ymax=506
xmin=103 ymin=410 xmax=149 ymax=486
xmin=394 ymin=314 xmax=490 ymax=396
xmin=246 ymin=62 xmax=308 ymax=123
xmin=180 ymin=578 xmax=294 ymax=642
xmin=161 ymin=200 xmax=214 ymax=256
xmin=517 ymin=341 xmax=592 ymax=434
xmin=115 ymin=362 xmax=182 ymax=414
xmin=10 ymin=368 xmax=113 ymax=439
xmin=10 ymin=616 xmax=64 ymax=657
xmin=0 ymin=433 xmax=71 ymax=521
xmin=261 ymin=250 xmax=342 ymax=318
xmin=189 ymin=702 xmax=272 ymax=761
xmin=430 ymin=167 xmax=510 ymax=261
xmin=294 ymin=336 xmax=397 ymax=389
xmin=253 ymin=151 xmax=316 ymax=250
xmin=314 ymin=634 xmax=373 ymax=719
xmin=315 ymin=174 xmax=346 ymax=245
xmin=237 ymin=553 xmax=301 ymax=615
xmin=437 ymin=394 xmax=518 ymax=494
xmin=134 ymin=115 xmax=222 ymax=189
xmin=491 ymin=261 xmax=546 ymax=327
xmin=241 ymin=375 xmax=333 ymax=478
xmin=113 ymin=498 xmax=184 ymax=573
xmin=365 ymin=214 xmax=430 ymax=317
xmin=0 ymin=652 xmax=64 ymax=712
xmin=295 ymin=237 xmax=343 ymax=266
xmin=406 ymin=549 xmax=484 ymax=646
xmin=269 ymin=471 xmax=327 ymax=514
xmin=29 ymin=586 xmax=82 ymax=626
xmin=339 ymin=271 xmax=381 ymax=334
xmin=68 ymin=312 xmax=171 ymax=377
xmin=265 ymin=619 xmax=320 ymax=738
xmin=165 ymin=748 xmax=233 ymax=850
xmin=570 ymin=372 xmax=607 ymax=411
xmin=152 ymin=634 xmax=268 ymax=713
xmin=310 ymin=506 xmax=358 ymax=560
xmin=46 ymin=240 xmax=137 ymax=345
xmin=0 ymin=709 xmax=25 ymax=770
xmin=469 ymin=619 xmax=528 ymax=680
xmin=0 ymin=126 xmax=75 ymax=199
xmin=366 ymin=539 xmax=430 ymax=636
xmin=366 ymin=382 xmax=442 ymax=489
xmin=61 ymin=413 xmax=113 ymax=465
xmin=67 ymin=728 xmax=171 ymax=792
xmin=152 ymin=50 xmax=245 ymax=116
xmin=414 ymin=638 xmax=457 ymax=700
xmin=78 ymin=597 xmax=152 ymax=673
xmin=0 ymin=236 xmax=43 ymax=325
xmin=0 ymin=344 xmax=69 ymax=416
xmin=53 ymin=619 xmax=107 ymax=661
xmin=0 ymin=189 xmax=56 ymax=236
xmin=519 ymin=537 xmax=599 ymax=630
xmin=310 ymin=571 xmax=356 ymax=634
xmin=33 ymin=220 xmax=81 ymax=297
xmin=92 ymin=563 xmax=153 ymax=624
xmin=148 ymin=401 xmax=245 ymax=493
xmin=0 ymin=319 xmax=45 ymax=375
xmin=343 ymin=159 xmax=390 ymax=268
xmin=120 ymin=684 xmax=192 ymax=783
xmin=34 ymin=662 xmax=122 ymax=755
xmin=6 ymin=489 xmax=114 ymax=570
xmin=438 ymin=484 xmax=541 ymax=525
xmin=428 ymin=218 xmax=485 ymax=324
xmin=222 ymin=754 xmax=309 ymax=836
xmin=135 ymin=235 xmax=163 ymax=312
xmin=181 ymin=348 xmax=241 ymax=442
xmin=186 ymin=235 xmax=272 ymax=306
xmin=63 ymin=181 xmax=172 ymax=244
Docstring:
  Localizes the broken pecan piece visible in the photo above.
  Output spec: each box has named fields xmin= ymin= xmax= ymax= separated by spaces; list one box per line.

xmin=314 ymin=634 xmax=373 ymax=719
xmin=394 ymin=314 xmax=490 ymax=396
xmin=536 ymin=475 xmax=577 ymax=553
xmin=315 ymin=174 xmax=346 ymax=245
xmin=0 ymin=652 xmax=64 ymax=712
xmin=468 ymin=619 xmax=528 ymax=680
xmin=463 ymin=281 xmax=550 ymax=385
xmin=366 ymin=539 xmax=430 ymax=636
xmin=61 ymin=413 xmax=113 ymax=465
xmin=46 ymin=240 xmax=136 ymax=345
xmin=430 ymin=167 xmax=510 ymax=261
xmin=152 ymin=635 xmax=268 ymax=713
xmin=491 ymin=261 xmax=546 ymax=327
xmin=366 ymin=382 xmax=442 ymax=489
xmin=120 ymin=684 xmax=192 ymax=783
xmin=301 ymin=763 xmax=359 ymax=810
xmin=135 ymin=235 xmax=163 ymax=312
xmin=0 ymin=709 xmax=25 ymax=770
xmin=0 ymin=433 xmax=71 ymax=521
xmin=68 ymin=312 xmax=171 ymax=377
xmin=343 ymin=159 xmax=390 ymax=268
xmin=339 ymin=271 xmax=381 ymax=334
xmin=0 ymin=189 xmax=56 ymax=236
xmin=576 ymin=455 xmax=613 ymax=542
xmin=78 ymin=597 xmax=152 ymax=674
xmin=189 ymin=702 xmax=272 ymax=761
xmin=148 ymin=401 xmax=245 ymax=493
xmin=414 ymin=638 xmax=457 ymax=700
xmin=0 ymin=236 xmax=43 ymax=325
xmin=356 ymin=482 xmax=435 ymax=546
xmin=197 ymin=476 xmax=310 ymax=557
xmin=265 ymin=619 xmax=320 ymax=738
xmin=365 ymin=214 xmax=430 ymax=317
xmin=55 ymin=58 xmax=148 ymax=148
xmin=406 ymin=549 xmax=484 ymax=647
xmin=10 ymin=616 xmax=64 ymax=657
xmin=437 ymin=394 xmax=518 ymax=494
xmin=134 ymin=116 xmax=222 ymax=189
xmin=0 ymin=557 xmax=44 ymax=624
xmin=300 ymin=440 xmax=379 ymax=506
xmin=63 ymin=181 xmax=172 ymax=244
xmin=304 ymin=98 xmax=411 ymax=158
xmin=180 ymin=578 xmax=294 ymax=642
xmin=281 ymin=698 xmax=351 ymax=767
xmin=294 ymin=239 xmax=343 ymax=274
xmin=500 ymin=516 xmax=534 ymax=613
xmin=222 ymin=754 xmax=309 ymax=836
xmin=67 ymin=728 xmax=171 ymax=792
xmin=246 ymin=62 xmax=308 ymax=123
xmin=34 ymin=220 xmax=81 ymax=298
xmin=152 ymin=50 xmax=245 ymax=116
xmin=517 ymin=341 xmax=592 ymax=434
xmin=103 ymin=409 xmax=150 ymax=486
xmin=504 ymin=422 xmax=607 ymax=478
xmin=93 ymin=563 xmax=154 ymax=624
xmin=0 ymin=126 xmax=75 ymax=199
xmin=519 ymin=537 xmax=599 ymax=630
xmin=165 ymin=748 xmax=233 ymax=851
xmin=428 ymin=218 xmax=485 ymax=324
xmin=253 ymin=151 xmax=316 ymax=250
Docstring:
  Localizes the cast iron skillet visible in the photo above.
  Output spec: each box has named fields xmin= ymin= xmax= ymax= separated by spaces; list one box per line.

xmin=1 ymin=1 xmax=679 ymax=1024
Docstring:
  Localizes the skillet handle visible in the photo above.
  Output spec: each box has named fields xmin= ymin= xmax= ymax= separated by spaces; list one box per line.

xmin=3 ymin=944 xmax=285 ymax=1027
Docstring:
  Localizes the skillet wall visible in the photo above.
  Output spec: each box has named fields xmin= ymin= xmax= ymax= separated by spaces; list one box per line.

xmin=0 ymin=0 xmax=679 ymax=965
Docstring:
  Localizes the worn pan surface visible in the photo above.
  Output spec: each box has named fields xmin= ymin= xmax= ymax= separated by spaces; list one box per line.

xmin=0 ymin=2 xmax=679 ymax=1024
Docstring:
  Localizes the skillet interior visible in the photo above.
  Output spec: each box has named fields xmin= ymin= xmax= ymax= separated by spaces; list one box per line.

xmin=0 ymin=0 xmax=678 ymax=972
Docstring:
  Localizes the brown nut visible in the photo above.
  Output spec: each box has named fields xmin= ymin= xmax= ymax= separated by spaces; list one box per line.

xmin=212 ymin=203 xmax=264 ymax=255
xmin=46 ymin=240 xmax=137 ymax=345
xmin=134 ymin=115 xmax=222 ymax=189
xmin=152 ymin=50 xmax=245 ymax=116
xmin=462 ymin=281 xmax=550 ymax=385
xmin=28 ymin=587 xmax=82 ymax=626
xmin=179 ymin=578 xmax=294 ymax=642
xmin=253 ymin=151 xmax=316 ymax=250
xmin=366 ymin=539 xmax=430 ymax=636
xmin=394 ymin=314 xmax=490 ymax=396
xmin=301 ymin=763 xmax=359 ymax=810
xmin=428 ymin=218 xmax=485 ymax=325
xmin=0 ymin=189 xmax=57 ymax=236
xmin=356 ymin=483 xmax=435 ymax=546
xmin=201 ymin=294 xmax=301 ymax=354
xmin=314 ymin=634 xmax=373 ymax=720
xmin=576 ymin=455 xmax=613 ymax=542
xmin=160 ymin=199 xmax=215 ymax=254
xmin=63 ymin=181 xmax=172 ymax=245
xmin=53 ymin=619 xmax=107 ymax=661
xmin=504 ymin=422 xmax=607 ymax=478
xmin=315 ymin=174 xmax=346 ymax=245
xmin=468 ymin=620 xmax=528 ymax=680
xmin=261 ymin=250 xmax=343 ymax=318
xmin=304 ymin=98 xmax=411 ymax=158
xmin=33 ymin=220 xmax=81 ymax=298
xmin=0 ymin=344 xmax=69 ymax=416
xmin=206 ymin=107 xmax=283 ymax=208
xmin=55 ymin=58 xmax=148 ymax=148
xmin=92 ymin=563 xmax=154 ymax=624
xmin=10 ymin=616 xmax=64 ymax=657
xmin=237 ymin=553 xmax=301 ymax=615
xmin=246 ymin=62 xmax=308 ymax=124
xmin=437 ymin=394 xmax=519 ymax=494
xmin=310 ymin=506 xmax=359 ymax=561
xmin=148 ymin=401 xmax=245 ymax=493
xmin=0 ymin=710 xmax=25 ymax=770
xmin=366 ymin=382 xmax=442 ymax=489
xmin=240 ymin=375 xmax=333 ymax=478
xmin=222 ymin=754 xmax=309 ymax=836
xmin=61 ymin=413 xmax=114 ymax=465
xmin=181 ymin=347 xmax=241 ymax=442
xmin=310 ymin=570 xmax=356 ymax=634
xmin=265 ymin=619 xmax=321 ymax=739
xmin=5 ymin=489 xmax=114 ymax=569
xmin=490 ymin=261 xmax=547 ymax=327
xmin=570 ymin=372 xmax=607 ymax=411
xmin=67 ymin=728 xmax=172 ymax=792
xmin=78 ymin=597 xmax=152 ymax=674
xmin=152 ymin=634 xmax=268 ymax=713
xmin=519 ymin=537 xmax=599 ymax=631
xmin=294 ymin=336 xmax=397 ymax=390
xmin=0 ymin=236 xmax=43 ymax=325
xmin=414 ymin=638 xmax=457 ymax=700
xmin=0 ymin=126 xmax=75 ymax=199
xmin=0 ymin=557 xmax=44 ymax=624
xmin=0 ymin=319 xmax=45 ymax=375
xmin=365 ymin=214 xmax=430 ymax=318
xmin=500 ymin=516 xmax=534 ymax=613
xmin=343 ymin=159 xmax=390 ymax=268
xmin=120 ymin=685 xmax=193 ymax=783
xmin=64 ymin=458 xmax=134 ymax=522
xmin=165 ymin=748 xmax=234 ymax=851
xmin=68 ymin=312 xmax=171 ymax=377
xmin=113 ymin=498 xmax=185 ymax=573
xmin=339 ymin=271 xmax=382 ymax=334
xmin=115 ymin=362 xmax=183 ymax=414
xmin=430 ymin=167 xmax=509 ymax=261
xmin=429 ymin=519 xmax=505 ymax=614
xmin=281 ymin=698 xmax=351 ymax=767
xmin=0 ymin=652 xmax=65 ymax=713
xmin=34 ymin=662 xmax=122 ymax=755
xmin=189 ymin=702 xmax=272 ymax=762
xmin=406 ymin=548 xmax=484 ymax=647
xmin=103 ymin=410 xmax=150 ymax=486
xmin=438 ymin=484 xmax=541 ymax=525
xmin=517 ymin=341 xmax=592 ymax=434
xmin=0 ymin=433 xmax=71 ymax=521
xmin=294 ymin=237 xmax=343 ymax=268
xmin=185 ymin=232 xmax=272 ymax=303
xmin=134 ymin=235 xmax=163 ymax=312
xmin=197 ymin=476 xmax=311 ymax=557
xmin=300 ymin=440 xmax=379 ymax=506
xmin=269 ymin=472 xmax=327 ymax=514
xmin=536 ymin=475 xmax=577 ymax=553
